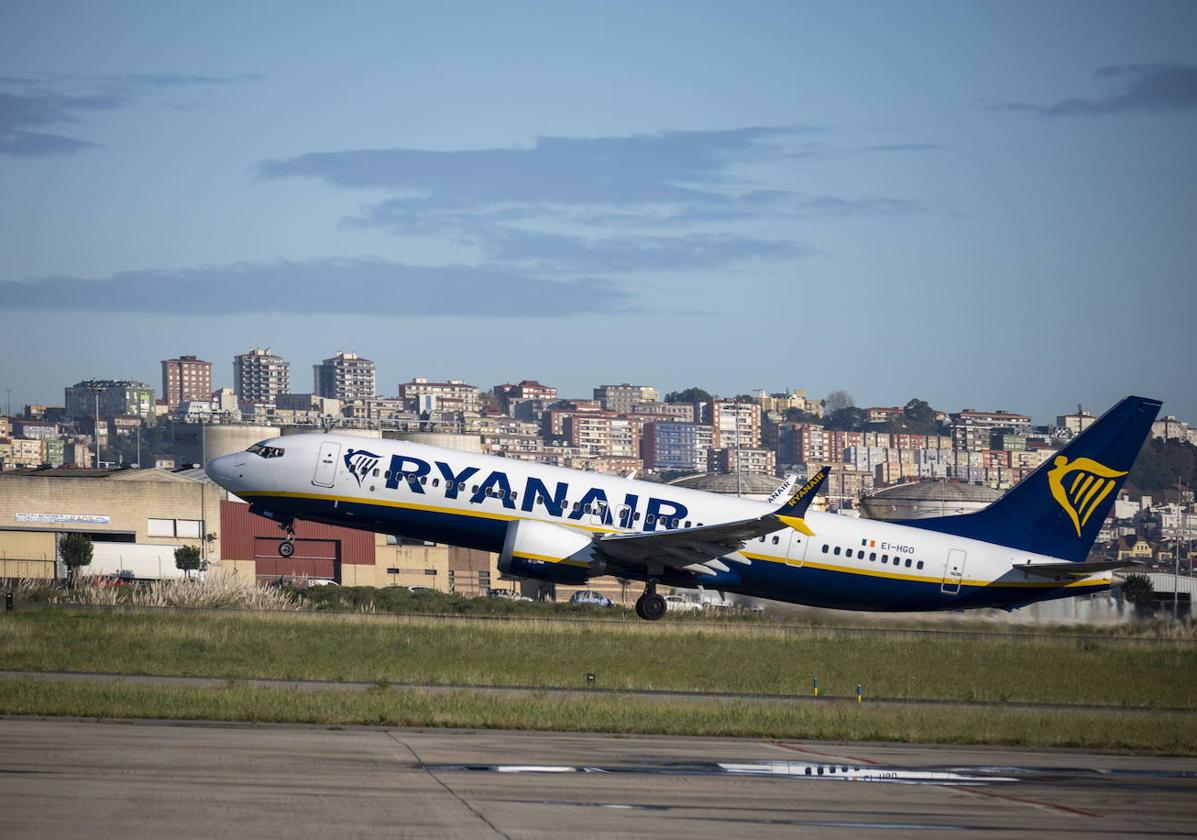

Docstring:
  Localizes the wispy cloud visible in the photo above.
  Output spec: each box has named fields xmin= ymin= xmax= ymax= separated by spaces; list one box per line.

xmin=262 ymin=127 xmax=928 ymax=275
xmin=0 ymin=73 xmax=260 ymax=157
xmin=483 ymin=230 xmax=817 ymax=274
xmin=0 ymin=258 xmax=631 ymax=317
xmin=1000 ymin=63 xmax=1197 ymax=117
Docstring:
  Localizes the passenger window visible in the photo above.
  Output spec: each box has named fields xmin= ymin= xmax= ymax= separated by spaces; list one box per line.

xmin=882 ymin=554 xmax=888 ymax=563
xmin=472 ymin=485 xmax=478 ymax=493
xmin=420 ymin=476 xmax=427 ymax=485
xmin=432 ymin=478 xmax=440 ymax=487
xmin=759 ymin=536 xmax=766 ymax=543
xmin=869 ymin=552 xmax=876 ymax=561
xmin=834 ymin=546 xmax=841 ymax=556
xmin=373 ymin=468 xmax=380 ymax=477
xmin=458 ymin=483 xmax=466 ymax=491
xmin=511 ymin=491 xmax=518 ymax=501
xmin=772 ymin=536 xmax=779 ymax=545
xmin=846 ymin=548 xmax=854 ymax=558
xmin=685 ymin=521 xmax=691 ymax=528
xmin=917 ymin=561 xmax=924 ymax=570
xmin=646 ymin=514 xmax=656 ymax=524
xmin=634 ymin=512 xmax=642 ymax=520
xmin=821 ymin=544 xmax=829 ymax=554
xmin=905 ymin=559 xmax=912 ymax=568
xmin=384 ymin=471 xmax=391 ymax=479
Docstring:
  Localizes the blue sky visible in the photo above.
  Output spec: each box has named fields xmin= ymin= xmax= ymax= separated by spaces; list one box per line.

xmin=1 ymin=1 xmax=1194 ymax=423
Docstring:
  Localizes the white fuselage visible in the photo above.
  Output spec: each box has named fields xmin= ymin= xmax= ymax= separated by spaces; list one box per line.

xmin=206 ymin=433 xmax=1111 ymax=611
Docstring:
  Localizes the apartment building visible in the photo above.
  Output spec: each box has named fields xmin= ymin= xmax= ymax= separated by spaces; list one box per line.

xmin=314 ymin=352 xmax=376 ymax=402
xmin=161 ymin=356 xmax=212 ymax=410
xmin=233 ymin=348 xmax=290 ymax=408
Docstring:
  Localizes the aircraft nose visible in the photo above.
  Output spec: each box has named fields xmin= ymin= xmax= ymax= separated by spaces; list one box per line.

xmin=205 ymin=453 xmax=235 ymax=485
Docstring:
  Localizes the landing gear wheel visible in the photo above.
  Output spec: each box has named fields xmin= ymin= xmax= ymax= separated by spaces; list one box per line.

xmin=278 ymin=540 xmax=295 ymax=558
xmin=635 ymin=592 xmax=666 ymax=621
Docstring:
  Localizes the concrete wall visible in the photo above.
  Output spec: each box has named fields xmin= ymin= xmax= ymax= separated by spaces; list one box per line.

xmin=0 ymin=474 xmax=224 ymax=572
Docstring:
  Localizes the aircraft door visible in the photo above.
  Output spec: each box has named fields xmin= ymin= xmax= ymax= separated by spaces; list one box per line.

xmin=785 ymin=532 xmax=808 ymax=567
xmin=312 ymin=441 xmax=342 ymax=488
xmin=941 ymin=548 xmax=967 ymax=594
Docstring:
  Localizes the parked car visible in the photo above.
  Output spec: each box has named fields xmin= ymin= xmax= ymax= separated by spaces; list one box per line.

xmin=663 ymin=594 xmax=703 ymax=613
xmin=569 ymin=590 xmax=614 ymax=608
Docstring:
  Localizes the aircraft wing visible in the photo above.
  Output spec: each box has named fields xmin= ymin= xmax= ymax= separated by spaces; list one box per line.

xmin=1016 ymin=559 xmax=1143 ymax=578
xmin=593 ymin=468 xmax=829 ymax=577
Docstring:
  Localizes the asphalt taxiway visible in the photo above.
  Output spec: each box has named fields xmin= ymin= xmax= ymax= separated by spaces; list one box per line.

xmin=1 ymin=718 xmax=1194 ymax=838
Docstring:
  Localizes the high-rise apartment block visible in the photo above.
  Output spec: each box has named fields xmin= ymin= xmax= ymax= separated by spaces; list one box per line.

xmin=161 ymin=355 xmax=212 ymax=410
xmin=234 ymin=348 xmax=290 ymax=407
xmin=594 ymin=384 xmax=659 ymax=415
xmin=314 ymin=352 xmax=376 ymax=402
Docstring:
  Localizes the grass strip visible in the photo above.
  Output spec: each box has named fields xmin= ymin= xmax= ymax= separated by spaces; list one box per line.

xmin=3 ymin=610 xmax=1195 ymax=708
xmin=1 ymin=677 xmax=1193 ymax=754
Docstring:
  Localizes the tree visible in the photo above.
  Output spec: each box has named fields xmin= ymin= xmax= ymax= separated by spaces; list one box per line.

xmin=59 ymin=533 xmax=93 ymax=588
xmin=731 ymin=394 xmax=756 ymax=403
xmin=1121 ymin=573 xmax=1154 ymax=607
xmin=783 ymin=407 xmax=822 ymax=424
xmin=174 ymin=545 xmax=206 ymax=579
xmin=824 ymin=406 xmax=869 ymax=432
xmin=824 ymin=390 xmax=854 ymax=414
xmin=665 ymin=387 xmax=712 ymax=404
xmin=898 ymin=398 xmax=940 ymax=435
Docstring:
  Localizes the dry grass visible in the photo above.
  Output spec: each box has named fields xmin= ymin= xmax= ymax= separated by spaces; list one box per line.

xmin=47 ymin=577 xmax=305 ymax=611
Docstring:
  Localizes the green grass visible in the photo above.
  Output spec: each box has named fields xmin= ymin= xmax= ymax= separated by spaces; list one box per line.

xmin=3 ymin=609 xmax=1196 ymax=708
xmin=1 ymin=677 xmax=1192 ymax=754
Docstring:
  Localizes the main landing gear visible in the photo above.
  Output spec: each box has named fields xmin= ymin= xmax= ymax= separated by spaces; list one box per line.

xmin=635 ymin=581 xmax=666 ymax=621
xmin=278 ymin=519 xmax=296 ymax=557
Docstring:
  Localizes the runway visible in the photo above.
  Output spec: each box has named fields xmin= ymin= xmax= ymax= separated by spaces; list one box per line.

xmin=1 ymin=717 xmax=1194 ymax=838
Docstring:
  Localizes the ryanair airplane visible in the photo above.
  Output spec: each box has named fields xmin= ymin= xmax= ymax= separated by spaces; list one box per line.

xmin=205 ymin=396 xmax=1160 ymax=620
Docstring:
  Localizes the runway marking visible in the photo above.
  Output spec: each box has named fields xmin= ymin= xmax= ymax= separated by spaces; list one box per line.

xmin=423 ymin=761 xmax=1018 ymax=785
xmin=954 ymin=785 xmax=1101 ymax=818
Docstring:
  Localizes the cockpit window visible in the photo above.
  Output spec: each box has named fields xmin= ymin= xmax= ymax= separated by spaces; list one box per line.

xmin=246 ymin=443 xmax=285 ymax=458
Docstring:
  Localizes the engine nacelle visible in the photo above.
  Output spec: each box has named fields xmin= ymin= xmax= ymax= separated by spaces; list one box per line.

xmin=498 ymin=519 xmax=604 ymax=586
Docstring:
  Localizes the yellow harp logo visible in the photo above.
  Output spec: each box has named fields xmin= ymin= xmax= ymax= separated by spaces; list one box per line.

xmin=1047 ymin=456 xmax=1127 ymax=538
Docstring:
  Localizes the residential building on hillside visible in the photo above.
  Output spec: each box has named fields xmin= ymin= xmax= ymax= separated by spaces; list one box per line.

xmin=399 ymin=378 xmax=480 ymax=414
xmin=710 ymin=399 xmax=761 ymax=449
xmin=314 ymin=352 xmax=376 ymax=402
xmin=233 ymin=348 xmax=290 ymax=408
xmin=65 ymin=380 xmax=155 ymax=420
xmin=161 ymin=356 xmax=212 ymax=410
xmin=594 ymin=384 xmax=659 ymax=415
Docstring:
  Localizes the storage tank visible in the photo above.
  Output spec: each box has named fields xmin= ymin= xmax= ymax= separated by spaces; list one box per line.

xmin=387 ymin=431 xmax=483 ymax=453
xmin=172 ymin=423 xmax=281 ymax=468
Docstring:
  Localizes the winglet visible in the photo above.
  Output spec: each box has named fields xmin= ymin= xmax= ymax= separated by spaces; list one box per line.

xmin=773 ymin=467 xmax=830 ymax=536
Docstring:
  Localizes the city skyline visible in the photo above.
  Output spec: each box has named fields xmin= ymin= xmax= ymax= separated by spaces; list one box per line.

xmin=2 ymin=2 xmax=1195 ymax=420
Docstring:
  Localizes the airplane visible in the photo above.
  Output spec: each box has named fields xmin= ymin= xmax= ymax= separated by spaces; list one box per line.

xmin=204 ymin=395 xmax=1161 ymax=620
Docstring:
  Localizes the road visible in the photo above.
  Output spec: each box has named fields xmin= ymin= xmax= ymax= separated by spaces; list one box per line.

xmin=0 ymin=717 xmax=1194 ymax=838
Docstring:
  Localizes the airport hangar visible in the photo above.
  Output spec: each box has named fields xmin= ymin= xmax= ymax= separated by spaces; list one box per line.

xmin=0 ymin=465 xmax=502 ymax=595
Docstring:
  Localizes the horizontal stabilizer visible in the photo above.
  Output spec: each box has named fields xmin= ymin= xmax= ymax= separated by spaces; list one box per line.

xmin=1017 ymin=559 xmax=1142 ymax=578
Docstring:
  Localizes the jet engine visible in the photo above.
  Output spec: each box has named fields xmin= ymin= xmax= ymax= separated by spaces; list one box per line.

xmin=498 ymin=519 xmax=605 ymax=585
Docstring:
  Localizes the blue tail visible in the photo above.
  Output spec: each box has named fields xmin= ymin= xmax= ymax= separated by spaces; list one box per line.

xmin=900 ymin=396 xmax=1162 ymax=562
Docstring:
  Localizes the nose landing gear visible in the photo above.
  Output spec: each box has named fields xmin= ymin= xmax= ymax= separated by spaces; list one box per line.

xmin=277 ymin=519 xmax=297 ymax=558
xmin=634 ymin=581 xmax=667 ymax=621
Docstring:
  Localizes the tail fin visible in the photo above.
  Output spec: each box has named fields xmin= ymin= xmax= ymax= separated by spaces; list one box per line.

xmin=901 ymin=396 xmax=1161 ymax=562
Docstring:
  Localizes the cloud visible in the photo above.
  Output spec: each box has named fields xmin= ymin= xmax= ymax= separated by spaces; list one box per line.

xmin=483 ymin=230 xmax=817 ymax=274
xmin=1000 ymin=63 xmax=1197 ymax=117
xmin=0 ymin=74 xmax=260 ymax=157
xmin=262 ymin=126 xmax=931 ymax=274
xmin=260 ymin=127 xmax=818 ymax=206
xmin=0 ymin=258 xmax=631 ymax=317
